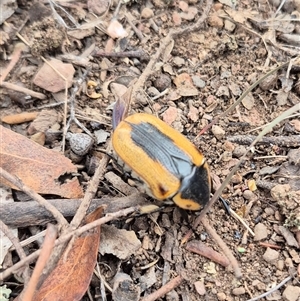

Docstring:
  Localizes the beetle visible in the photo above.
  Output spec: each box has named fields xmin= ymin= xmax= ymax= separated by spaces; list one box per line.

xmin=112 ymin=112 xmax=211 ymax=210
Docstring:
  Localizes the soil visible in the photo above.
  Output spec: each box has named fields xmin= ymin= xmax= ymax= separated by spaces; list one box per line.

xmin=1 ymin=0 xmax=300 ymax=300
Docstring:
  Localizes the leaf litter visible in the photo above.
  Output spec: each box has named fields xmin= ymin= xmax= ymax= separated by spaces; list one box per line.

xmin=0 ymin=0 xmax=300 ymax=300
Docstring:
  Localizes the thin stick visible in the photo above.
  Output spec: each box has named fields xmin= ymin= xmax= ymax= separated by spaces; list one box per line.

xmin=19 ymin=224 xmax=57 ymax=301
xmin=93 ymin=49 xmax=149 ymax=61
xmin=201 ymin=217 xmax=242 ymax=278
xmin=229 ymin=209 xmax=255 ymax=236
xmin=227 ymin=135 xmax=300 ymax=147
xmin=0 ymin=43 xmax=26 ymax=83
xmin=0 ymin=220 xmax=27 ymax=261
xmin=70 ymin=146 xmax=111 ymax=228
xmin=246 ymin=274 xmax=295 ymax=301
xmin=0 ymin=219 xmax=30 ymax=283
xmin=0 ymin=206 xmax=138 ymax=281
xmin=140 ymin=276 xmax=183 ymax=301
xmin=0 ymin=167 xmax=68 ymax=227
xmin=0 ymin=82 xmax=47 ymax=100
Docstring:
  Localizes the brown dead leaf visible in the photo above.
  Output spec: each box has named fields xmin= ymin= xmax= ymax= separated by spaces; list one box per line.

xmin=0 ymin=125 xmax=83 ymax=198
xmin=100 ymin=224 xmax=141 ymax=260
xmin=32 ymin=207 xmax=103 ymax=301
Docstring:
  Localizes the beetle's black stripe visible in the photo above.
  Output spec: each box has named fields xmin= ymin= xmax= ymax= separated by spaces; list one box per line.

xmin=128 ymin=121 xmax=193 ymax=178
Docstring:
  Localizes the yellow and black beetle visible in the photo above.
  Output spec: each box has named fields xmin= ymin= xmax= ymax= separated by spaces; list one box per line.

xmin=112 ymin=112 xmax=211 ymax=210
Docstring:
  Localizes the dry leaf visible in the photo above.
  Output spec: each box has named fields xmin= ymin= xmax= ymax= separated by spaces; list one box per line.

xmin=100 ymin=224 xmax=141 ymax=259
xmin=32 ymin=207 xmax=103 ymax=301
xmin=0 ymin=125 xmax=83 ymax=198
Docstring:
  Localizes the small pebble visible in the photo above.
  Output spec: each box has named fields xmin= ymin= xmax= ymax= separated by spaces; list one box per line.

xmin=217 ymin=292 xmax=226 ymax=300
xmin=264 ymin=207 xmax=275 ymax=216
xmin=282 ymin=285 xmax=300 ymax=301
xmin=194 ymin=281 xmax=206 ymax=296
xmin=224 ymin=19 xmax=236 ymax=32
xmin=173 ymin=56 xmax=185 ymax=67
xmin=233 ymin=145 xmax=247 ymax=158
xmin=212 ymin=125 xmax=225 ymax=140
xmin=94 ymin=129 xmax=109 ymax=144
xmin=231 ymin=174 xmax=242 ymax=184
xmin=154 ymin=74 xmax=171 ymax=91
xmin=147 ymin=86 xmax=160 ymax=97
xmin=277 ymin=259 xmax=284 ymax=271
xmin=141 ymin=7 xmax=154 ymax=19
xmin=208 ymin=14 xmax=224 ymax=29
xmin=232 ymin=287 xmax=245 ymax=296
xmin=263 ymin=247 xmax=279 ymax=263
xmin=254 ymin=223 xmax=268 ymax=241
xmin=178 ymin=0 xmax=189 ymax=12
xmin=223 ymin=140 xmax=235 ymax=152
xmin=192 ymin=75 xmax=206 ymax=88
xmin=243 ymin=190 xmax=255 ymax=200
xmin=68 ymin=133 xmax=94 ymax=156
xmin=285 ymin=257 xmax=294 ymax=267
xmin=221 ymin=151 xmax=232 ymax=162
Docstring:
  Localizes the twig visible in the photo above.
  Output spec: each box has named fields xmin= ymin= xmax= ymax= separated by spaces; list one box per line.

xmin=62 ymin=68 xmax=92 ymax=152
xmin=186 ymin=240 xmax=230 ymax=267
xmin=201 ymin=217 xmax=242 ymax=278
xmin=258 ymin=242 xmax=282 ymax=249
xmin=93 ymin=49 xmax=149 ymax=61
xmin=0 ymin=82 xmax=47 ymax=100
xmin=0 ymin=219 xmax=26 ymax=260
xmin=70 ymin=145 xmax=111 ymax=228
xmin=227 ymin=135 xmax=300 ymax=147
xmin=140 ymin=276 xmax=183 ymax=301
xmin=275 ymin=0 xmax=287 ymax=16
xmin=19 ymin=224 xmax=57 ymax=301
xmin=0 ymin=206 xmax=138 ymax=281
xmin=0 ymin=167 xmax=68 ymax=228
xmin=246 ymin=273 xmax=295 ymax=301
xmin=229 ymin=209 xmax=255 ymax=236
xmin=0 ymin=193 xmax=147 ymax=227
xmin=0 ymin=220 xmax=30 ymax=284
xmin=246 ymin=113 xmax=300 ymax=133
xmin=125 ymin=13 xmax=144 ymax=41
xmin=0 ymin=43 xmax=26 ymax=83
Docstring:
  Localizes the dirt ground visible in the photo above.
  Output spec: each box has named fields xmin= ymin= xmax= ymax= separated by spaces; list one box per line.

xmin=1 ymin=0 xmax=300 ymax=300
